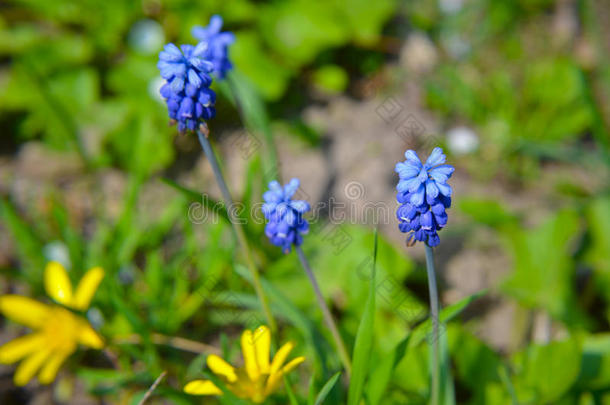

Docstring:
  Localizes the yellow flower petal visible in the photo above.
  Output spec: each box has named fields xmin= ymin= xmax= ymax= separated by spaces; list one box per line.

xmin=184 ymin=379 xmax=222 ymax=395
xmin=269 ymin=341 xmax=294 ymax=375
xmin=44 ymin=262 xmax=73 ymax=306
xmin=76 ymin=323 xmax=104 ymax=349
xmin=0 ymin=295 xmax=51 ymax=329
xmin=14 ymin=348 xmax=51 ymax=386
xmin=241 ymin=329 xmax=260 ymax=381
xmin=38 ymin=350 xmax=72 ymax=384
xmin=265 ymin=355 xmax=305 ymax=396
xmin=281 ymin=356 xmax=305 ymax=374
xmin=253 ymin=326 xmax=271 ymax=374
xmin=0 ymin=333 xmax=45 ymax=364
xmin=72 ymin=266 xmax=104 ymax=310
xmin=207 ymin=354 xmax=238 ymax=383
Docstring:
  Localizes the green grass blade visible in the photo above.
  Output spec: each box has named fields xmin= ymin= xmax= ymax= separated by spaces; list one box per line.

xmin=367 ymin=335 xmax=411 ymax=405
xmin=0 ymin=197 xmax=45 ymax=282
xmin=314 ymin=372 xmax=342 ymax=405
xmin=160 ymin=177 xmax=230 ymax=223
xmin=347 ymin=229 xmax=378 ymax=405
xmin=439 ymin=325 xmax=456 ymax=405
xmin=308 ymin=375 xmax=317 ymax=405
xmin=409 ymin=290 xmax=487 ymax=349
xmin=284 ymin=375 xmax=301 ymax=405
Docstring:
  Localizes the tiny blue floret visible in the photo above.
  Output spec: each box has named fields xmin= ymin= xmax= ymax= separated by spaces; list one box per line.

xmin=192 ymin=15 xmax=235 ymax=80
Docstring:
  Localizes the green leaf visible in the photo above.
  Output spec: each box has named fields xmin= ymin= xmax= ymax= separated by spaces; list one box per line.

xmin=225 ymin=70 xmax=279 ymax=176
xmin=501 ymin=209 xmax=585 ymax=326
xmin=231 ymin=31 xmax=292 ymax=100
xmin=585 ymin=197 xmax=610 ymax=303
xmin=0 ymin=197 xmax=45 ymax=283
xmin=314 ymin=372 xmax=342 ymax=405
xmin=347 ymin=230 xmax=377 ymax=405
xmin=336 ymin=0 xmax=398 ymax=45
xmin=160 ymin=177 xmax=230 ymax=224
xmin=259 ymin=0 xmax=350 ymax=67
xmin=458 ymin=198 xmax=519 ymax=228
xmin=576 ymin=333 xmax=610 ymax=390
xmin=409 ymin=290 xmax=487 ymax=349
xmin=438 ymin=327 xmax=456 ymax=405
xmin=513 ymin=337 xmax=582 ymax=403
xmin=284 ymin=375 xmax=301 ymax=405
xmin=312 ymin=65 xmax=348 ymax=94
xmin=367 ymin=335 xmax=410 ymax=405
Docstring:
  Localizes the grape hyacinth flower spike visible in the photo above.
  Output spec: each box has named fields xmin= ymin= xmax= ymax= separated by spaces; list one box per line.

xmin=192 ymin=15 xmax=235 ymax=80
xmin=262 ymin=179 xmax=310 ymax=254
xmin=395 ymin=147 xmax=454 ymax=247
xmin=157 ymin=42 xmax=216 ymax=133
xmin=261 ymin=179 xmax=352 ymax=376
xmin=395 ymin=146 xmax=454 ymax=405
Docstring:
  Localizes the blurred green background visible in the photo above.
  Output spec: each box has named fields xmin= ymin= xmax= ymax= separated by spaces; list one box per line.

xmin=1 ymin=0 xmax=610 ymax=404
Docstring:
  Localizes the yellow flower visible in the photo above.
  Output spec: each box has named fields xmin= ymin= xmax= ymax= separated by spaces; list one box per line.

xmin=0 ymin=261 xmax=105 ymax=386
xmin=184 ymin=326 xmax=305 ymax=403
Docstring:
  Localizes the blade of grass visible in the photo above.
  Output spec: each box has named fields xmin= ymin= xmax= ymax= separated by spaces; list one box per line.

xmin=160 ymin=177 xmax=230 ymax=223
xmin=308 ymin=375 xmax=317 ymax=405
xmin=498 ymin=364 xmax=519 ymax=405
xmin=439 ymin=326 xmax=455 ymax=405
xmin=224 ymin=71 xmax=279 ymax=179
xmin=347 ymin=229 xmax=378 ymax=405
xmin=296 ymin=245 xmax=352 ymax=376
xmin=367 ymin=335 xmax=411 ymax=405
xmin=284 ymin=375 xmax=301 ymax=405
xmin=314 ymin=372 xmax=342 ymax=405
xmin=0 ymin=197 xmax=45 ymax=282
xmin=408 ymin=290 xmax=487 ymax=349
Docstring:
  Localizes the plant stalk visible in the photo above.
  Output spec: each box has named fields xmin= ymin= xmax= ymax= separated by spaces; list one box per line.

xmin=425 ymin=244 xmax=440 ymax=405
xmin=197 ymin=128 xmax=277 ymax=332
xmin=295 ymin=245 xmax=352 ymax=377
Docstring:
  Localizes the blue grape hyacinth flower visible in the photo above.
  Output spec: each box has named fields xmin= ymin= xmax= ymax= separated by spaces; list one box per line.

xmin=192 ymin=15 xmax=235 ymax=80
xmin=395 ymin=147 xmax=454 ymax=247
xmin=262 ymin=179 xmax=310 ymax=253
xmin=158 ymin=43 xmax=216 ymax=132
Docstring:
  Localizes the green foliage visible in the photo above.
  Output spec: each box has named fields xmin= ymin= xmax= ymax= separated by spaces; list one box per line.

xmin=2 ymin=0 xmax=610 ymax=404
xmin=347 ymin=231 xmax=377 ymax=405
xmin=501 ymin=210 xmax=585 ymax=326
xmin=512 ymin=338 xmax=582 ymax=403
xmin=312 ymin=371 xmax=342 ymax=405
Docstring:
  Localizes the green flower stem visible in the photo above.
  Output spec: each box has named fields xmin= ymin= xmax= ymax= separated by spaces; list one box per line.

xmin=295 ymin=245 xmax=352 ymax=377
xmin=425 ymin=244 xmax=440 ymax=405
xmin=197 ymin=128 xmax=277 ymax=333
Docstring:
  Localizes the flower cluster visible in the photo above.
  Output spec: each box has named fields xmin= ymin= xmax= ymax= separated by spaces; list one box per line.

xmin=0 ymin=262 xmax=104 ymax=386
xmin=192 ymin=15 xmax=235 ymax=79
xmin=184 ymin=326 xmax=304 ymax=403
xmin=395 ymin=147 xmax=454 ymax=247
xmin=262 ymin=179 xmax=310 ymax=253
xmin=158 ymin=43 xmax=216 ymax=132
xmin=157 ymin=16 xmax=235 ymax=133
